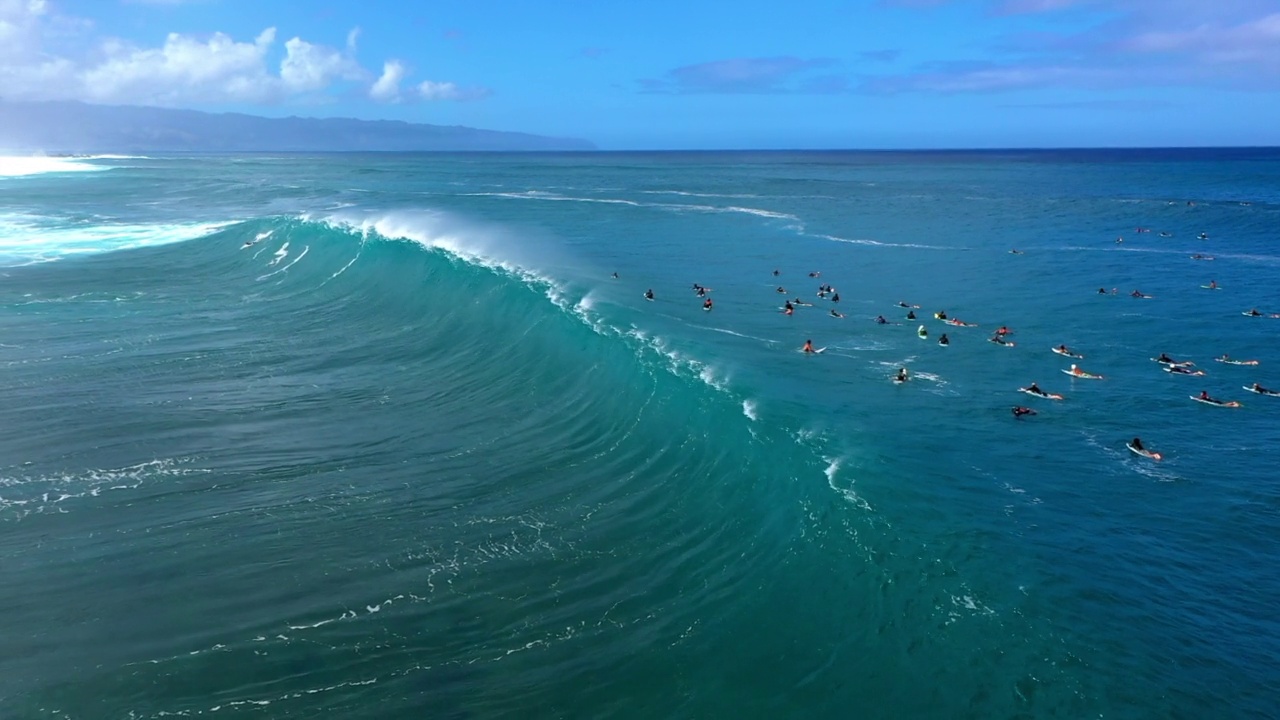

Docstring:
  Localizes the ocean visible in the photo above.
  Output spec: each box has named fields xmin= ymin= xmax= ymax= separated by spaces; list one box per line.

xmin=2 ymin=149 xmax=1278 ymax=719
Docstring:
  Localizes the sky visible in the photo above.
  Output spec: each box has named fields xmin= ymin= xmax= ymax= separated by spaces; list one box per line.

xmin=2 ymin=0 xmax=1279 ymax=149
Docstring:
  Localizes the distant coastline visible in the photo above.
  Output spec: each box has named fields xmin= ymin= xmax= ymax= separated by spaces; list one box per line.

xmin=0 ymin=100 xmax=596 ymax=153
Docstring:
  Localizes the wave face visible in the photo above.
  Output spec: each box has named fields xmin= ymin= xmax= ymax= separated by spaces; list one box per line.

xmin=3 ymin=151 xmax=1280 ymax=719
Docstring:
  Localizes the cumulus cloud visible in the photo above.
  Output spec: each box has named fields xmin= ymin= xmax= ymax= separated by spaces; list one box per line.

xmin=369 ymin=59 xmax=406 ymax=101
xmin=417 ymin=79 xmax=490 ymax=101
xmin=0 ymin=2 xmax=488 ymax=106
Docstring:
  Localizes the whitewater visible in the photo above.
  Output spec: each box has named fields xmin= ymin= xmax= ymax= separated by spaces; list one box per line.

xmin=2 ymin=150 xmax=1279 ymax=719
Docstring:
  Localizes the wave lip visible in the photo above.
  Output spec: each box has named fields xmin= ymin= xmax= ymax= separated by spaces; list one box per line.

xmin=0 ymin=155 xmax=112 ymax=178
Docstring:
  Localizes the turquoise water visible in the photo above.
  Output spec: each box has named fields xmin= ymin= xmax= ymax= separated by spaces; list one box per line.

xmin=2 ymin=150 xmax=1279 ymax=719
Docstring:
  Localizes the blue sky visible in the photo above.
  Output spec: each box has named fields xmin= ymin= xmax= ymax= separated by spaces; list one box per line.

xmin=4 ymin=0 xmax=1279 ymax=148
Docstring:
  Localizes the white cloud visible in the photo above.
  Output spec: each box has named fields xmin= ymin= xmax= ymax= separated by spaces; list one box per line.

xmin=418 ymin=79 xmax=489 ymax=101
xmin=279 ymin=36 xmax=365 ymax=92
xmin=79 ymin=29 xmax=277 ymax=104
xmin=0 ymin=4 xmax=489 ymax=107
xmin=370 ymin=59 xmax=406 ymax=102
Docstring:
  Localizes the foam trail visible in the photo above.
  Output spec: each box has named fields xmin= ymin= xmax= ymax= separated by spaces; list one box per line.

xmin=0 ymin=156 xmax=111 ymax=177
xmin=259 ymin=246 xmax=309 ymax=280
xmin=742 ymin=399 xmax=759 ymax=421
xmin=269 ymin=242 xmax=290 ymax=267
xmin=0 ymin=217 xmax=235 ymax=265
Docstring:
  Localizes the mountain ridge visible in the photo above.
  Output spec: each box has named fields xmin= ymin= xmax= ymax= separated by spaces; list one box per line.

xmin=0 ymin=100 xmax=595 ymax=152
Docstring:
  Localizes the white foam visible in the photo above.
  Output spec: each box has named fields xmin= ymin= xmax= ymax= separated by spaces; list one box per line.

xmin=0 ymin=214 xmax=235 ymax=264
xmin=0 ymin=155 xmax=111 ymax=177
xmin=258 ymin=245 xmax=308 ymax=280
xmin=268 ymin=242 xmax=290 ymax=266
xmin=640 ymin=190 xmax=761 ymax=199
xmin=742 ymin=399 xmax=759 ymax=421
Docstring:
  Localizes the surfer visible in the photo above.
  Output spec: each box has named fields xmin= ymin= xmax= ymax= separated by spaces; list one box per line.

xmin=829 ymin=309 xmax=844 ymax=318
xmin=703 ymin=298 xmax=713 ymax=310
xmin=1131 ymin=437 xmax=1145 ymax=452
xmin=783 ymin=301 xmax=794 ymax=315
xmin=996 ymin=325 xmax=1011 ymax=336
xmin=1057 ymin=344 xmax=1073 ymax=355
xmin=808 ymin=271 xmax=821 ymax=278
xmin=906 ymin=310 xmax=916 ymax=320
xmin=990 ymin=333 xmax=1011 ymax=346
xmin=1130 ymin=290 xmax=1150 ymax=298
xmin=1026 ymin=382 xmax=1043 ymax=395
xmin=1198 ymin=390 xmax=1213 ymax=401
xmin=802 ymin=339 xmax=816 ymax=354
xmin=776 ymin=286 xmax=787 ymax=294
xmin=874 ymin=315 xmax=888 ymax=324
xmin=1116 ymin=236 xmax=1123 ymax=244
xmin=1098 ymin=288 xmax=1107 ymax=294
xmin=773 ymin=269 xmax=780 ymax=276
xmin=1012 ymin=406 xmax=1036 ymax=418
xmin=644 ymin=289 xmax=654 ymax=301
xmin=1198 ymin=232 xmax=1209 ymax=240
xmin=1252 ymin=382 xmax=1274 ymax=394
xmin=939 ymin=333 xmax=949 ymax=346
xmin=1010 ymin=249 xmax=1022 ymax=254
xmin=1207 ymin=280 xmax=1217 ymax=289
xmin=917 ymin=324 xmax=928 ymax=338
xmin=895 ymin=368 xmax=908 ymax=383
xmin=1246 ymin=308 xmax=1263 ymax=317
xmin=1159 ymin=231 xmax=1172 ymax=238
xmin=611 ymin=272 xmax=619 ymax=279
xmin=831 ymin=292 xmax=840 ymax=303
xmin=935 ymin=310 xmax=947 ymax=320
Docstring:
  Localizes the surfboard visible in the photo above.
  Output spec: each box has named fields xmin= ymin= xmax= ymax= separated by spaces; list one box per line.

xmin=1216 ymin=358 xmax=1259 ymax=366
xmin=1190 ymin=396 xmax=1241 ymax=407
xmin=1051 ymin=347 xmax=1083 ymax=358
xmin=988 ymin=338 xmax=1015 ymax=347
xmin=1163 ymin=367 xmax=1205 ymax=376
xmin=1019 ymin=388 xmax=1063 ymax=400
xmin=1062 ymin=369 xmax=1103 ymax=379
xmin=1200 ymin=285 xmax=1220 ymax=290
xmin=1127 ymin=443 xmax=1162 ymax=461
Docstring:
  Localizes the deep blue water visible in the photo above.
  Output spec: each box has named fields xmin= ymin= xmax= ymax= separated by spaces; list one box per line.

xmin=2 ymin=149 xmax=1279 ymax=719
